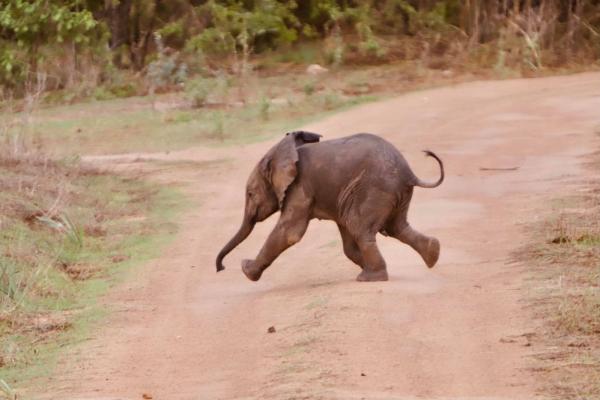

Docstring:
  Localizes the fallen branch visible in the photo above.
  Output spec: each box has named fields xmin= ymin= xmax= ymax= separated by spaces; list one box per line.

xmin=479 ymin=166 xmax=520 ymax=171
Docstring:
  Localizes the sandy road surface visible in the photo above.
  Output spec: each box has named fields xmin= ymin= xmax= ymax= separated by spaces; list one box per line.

xmin=37 ymin=73 xmax=600 ymax=400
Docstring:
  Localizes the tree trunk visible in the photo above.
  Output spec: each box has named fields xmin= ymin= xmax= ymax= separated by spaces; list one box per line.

xmin=108 ymin=0 xmax=132 ymax=68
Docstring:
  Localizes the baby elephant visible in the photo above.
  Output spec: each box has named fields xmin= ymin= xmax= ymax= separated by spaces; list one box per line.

xmin=216 ymin=131 xmax=444 ymax=282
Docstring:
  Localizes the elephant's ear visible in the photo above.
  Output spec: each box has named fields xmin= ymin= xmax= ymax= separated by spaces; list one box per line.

xmin=261 ymin=131 xmax=322 ymax=208
xmin=286 ymin=130 xmax=322 ymax=147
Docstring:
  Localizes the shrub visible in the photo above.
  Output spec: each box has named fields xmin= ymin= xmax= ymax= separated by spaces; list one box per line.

xmin=303 ymin=81 xmax=316 ymax=96
xmin=184 ymin=75 xmax=229 ymax=108
xmin=147 ymin=33 xmax=188 ymax=90
xmin=259 ymin=96 xmax=271 ymax=121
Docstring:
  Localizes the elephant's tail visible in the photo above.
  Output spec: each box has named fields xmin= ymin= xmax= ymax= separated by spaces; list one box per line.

xmin=413 ymin=150 xmax=444 ymax=189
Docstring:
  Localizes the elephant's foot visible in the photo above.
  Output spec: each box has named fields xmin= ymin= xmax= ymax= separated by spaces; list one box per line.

xmin=356 ymin=269 xmax=388 ymax=282
xmin=422 ymin=238 xmax=440 ymax=268
xmin=396 ymin=225 xmax=441 ymax=269
xmin=242 ymin=259 xmax=263 ymax=281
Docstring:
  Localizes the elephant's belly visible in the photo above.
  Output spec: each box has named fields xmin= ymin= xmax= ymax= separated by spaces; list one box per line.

xmin=310 ymin=205 xmax=336 ymax=221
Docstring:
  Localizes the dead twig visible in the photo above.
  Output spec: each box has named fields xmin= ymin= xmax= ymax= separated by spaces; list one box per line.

xmin=479 ymin=166 xmax=520 ymax=171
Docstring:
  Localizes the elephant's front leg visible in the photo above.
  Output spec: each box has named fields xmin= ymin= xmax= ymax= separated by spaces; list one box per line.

xmin=242 ymin=209 xmax=310 ymax=281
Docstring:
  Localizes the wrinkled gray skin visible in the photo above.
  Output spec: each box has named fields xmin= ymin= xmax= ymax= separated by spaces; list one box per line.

xmin=216 ymin=131 xmax=444 ymax=282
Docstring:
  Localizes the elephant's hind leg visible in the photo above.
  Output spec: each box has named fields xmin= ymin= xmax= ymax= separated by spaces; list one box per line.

xmin=337 ymin=224 xmax=365 ymax=269
xmin=391 ymin=222 xmax=440 ymax=268
xmin=342 ymin=189 xmax=394 ymax=281
xmin=354 ymin=234 xmax=389 ymax=282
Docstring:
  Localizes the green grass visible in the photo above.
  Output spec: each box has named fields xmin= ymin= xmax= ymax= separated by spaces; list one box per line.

xmin=0 ymin=161 xmax=187 ymax=393
xmin=259 ymin=42 xmax=323 ymax=67
xmin=1 ymin=60 xmax=491 ymax=158
xmin=304 ymin=295 xmax=329 ymax=310
xmin=5 ymin=83 xmax=378 ymax=157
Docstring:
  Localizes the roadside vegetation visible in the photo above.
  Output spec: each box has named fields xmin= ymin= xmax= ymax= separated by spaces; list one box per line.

xmin=520 ymin=150 xmax=600 ymax=399
xmin=0 ymin=145 xmax=183 ymax=393
xmin=2 ymin=1 xmax=600 ymax=103
xmin=12 ymin=71 xmax=380 ymax=156
xmin=2 ymin=1 xmax=599 ymax=157
xmin=0 ymin=84 xmax=184 ymax=396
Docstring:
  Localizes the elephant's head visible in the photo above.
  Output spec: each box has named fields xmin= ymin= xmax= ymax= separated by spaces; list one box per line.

xmin=216 ymin=131 xmax=322 ymax=272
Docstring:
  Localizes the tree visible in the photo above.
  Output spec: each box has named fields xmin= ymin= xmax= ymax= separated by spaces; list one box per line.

xmin=0 ymin=0 xmax=102 ymax=90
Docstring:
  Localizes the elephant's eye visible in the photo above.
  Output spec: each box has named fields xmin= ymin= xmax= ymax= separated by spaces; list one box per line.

xmin=247 ymin=192 xmax=253 ymax=198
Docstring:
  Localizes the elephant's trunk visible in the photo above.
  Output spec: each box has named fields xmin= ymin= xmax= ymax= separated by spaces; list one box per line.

xmin=216 ymin=216 xmax=255 ymax=272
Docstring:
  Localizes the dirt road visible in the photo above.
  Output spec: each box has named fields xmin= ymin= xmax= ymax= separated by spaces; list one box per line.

xmin=39 ymin=73 xmax=600 ymax=399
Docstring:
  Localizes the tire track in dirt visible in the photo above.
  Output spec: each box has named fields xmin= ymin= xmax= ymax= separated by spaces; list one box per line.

xmin=35 ymin=72 xmax=600 ymax=400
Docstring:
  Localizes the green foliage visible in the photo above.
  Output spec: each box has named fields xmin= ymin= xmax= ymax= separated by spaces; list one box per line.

xmin=209 ymin=110 xmax=226 ymax=140
xmin=416 ymin=1 xmax=454 ymax=32
xmin=184 ymin=74 xmax=229 ymax=108
xmin=323 ymin=32 xmax=344 ymax=66
xmin=356 ymin=18 xmax=386 ymax=58
xmin=308 ymin=1 xmax=390 ymax=64
xmin=186 ymin=0 xmax=299 ymax=66
xmin=109 ymin=83 xmax=138 ymax=99
xmin=185 ymin=27 xmax=235 ymax=59
xmin=303 ymin=81 xmax=315 ymax=96
xmin=0 ymin=0 xmax=104 ymax=89
xmin=2 ymin=0 xmax=600 ymax=97
xmin=185 ymin=77 xmax=214 ymax=108
xmin=158 ymin=20 xmax=186 ymax=46
xmin=316 ymin=91 xmax=343 ymax=110
xmin=0 ymin=255 xmax=30 ymax=309
xmin=147 ymin=33 xmax=187 ymax=89
xmin=376 ymin=0 xmax=417 ymax=33
xmin=267 ymin=42 xmax=320 ymax=64
xmin=259 ymin=95 xmax=270 ymax=120
xmin=0 ymin=0 xmax=98 ymax=46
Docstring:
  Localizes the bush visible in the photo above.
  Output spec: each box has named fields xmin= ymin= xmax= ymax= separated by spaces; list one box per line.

xmin=303 ymin=81 xmax=316 ymax=96
xmin=259 ymin=96 xmax=271 ymax=121
xmin=315 ymin=91 xmax=344 ymax=110
xmin=147 ymin=33 xmax=188 ymax=90
xmin=184 ymin=75 xmax=229 ymax=108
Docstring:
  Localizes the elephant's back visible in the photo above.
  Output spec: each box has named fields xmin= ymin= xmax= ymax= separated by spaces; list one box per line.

xmin=299 ymin=133 xmax=416 ymax=191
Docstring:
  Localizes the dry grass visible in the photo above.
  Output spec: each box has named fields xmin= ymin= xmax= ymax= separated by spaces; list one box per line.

xmin=0 ymin=146 xmax=181 ymax=386
xmin=519 ymin=166 xmax=600 ymax=398
xmin=0 ymin=82 xmax=185 ymax=391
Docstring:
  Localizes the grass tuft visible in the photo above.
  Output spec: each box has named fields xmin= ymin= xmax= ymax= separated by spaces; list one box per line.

xmin=519 ymin=174 xmax=600 ymax=399
xmin=0 ymin=151 xmax=185 ymax=390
